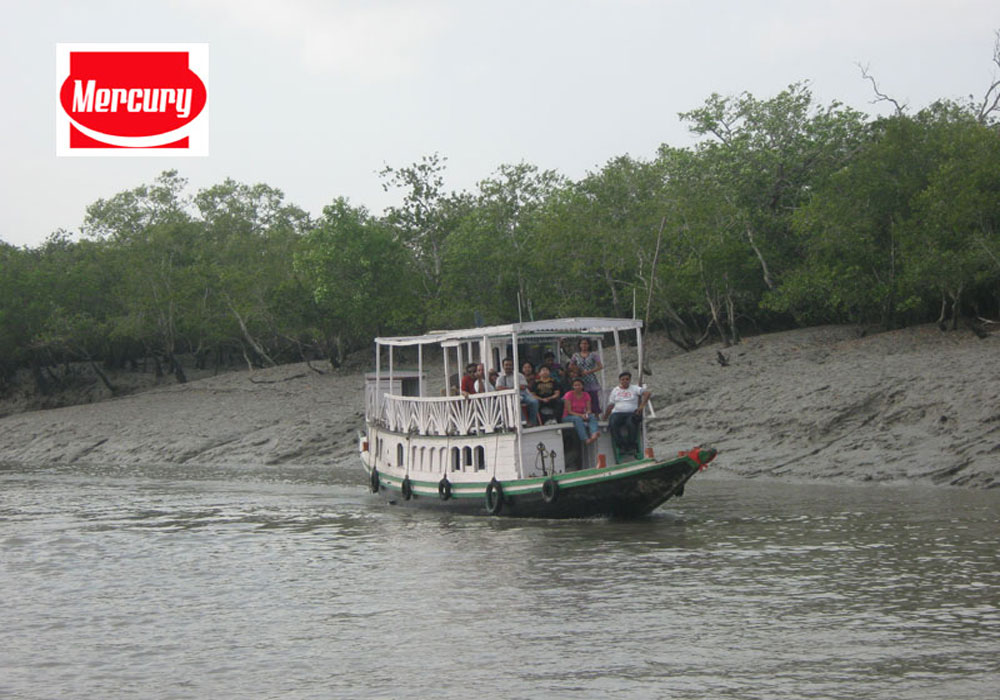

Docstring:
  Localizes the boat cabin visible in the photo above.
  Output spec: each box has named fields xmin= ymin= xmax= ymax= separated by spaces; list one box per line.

xmin=362 ymin=318 xmax=650 ymax=485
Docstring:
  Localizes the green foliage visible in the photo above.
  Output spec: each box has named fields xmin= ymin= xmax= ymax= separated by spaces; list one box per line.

xmin=379 ymin=153 xmax=454 ymax=307
xmin=440 ymin=162 xmax=565 ymax=325
xmin=902 ymin=108 xmax=1000 ymax=323
xmin=568 ymin=155 xmax=667 ymax=318
xmin=678 ymin=83 xmax=870 ymax=295
xmin=771 ymin=102 xmax=1000 ymax=328
xmin=83 ymin=170 xmax=191 ymax=241
xmin=0 ymin=242 xmax=35 ymax=376
xmin=295 ymin=198 xmax=420 ymax=362
xmin=194 ymin=179 xmax=313 ymax=365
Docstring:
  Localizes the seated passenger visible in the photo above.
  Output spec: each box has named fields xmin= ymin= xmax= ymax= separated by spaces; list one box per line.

xmin=521 ymin=361 xmax=536 ymax=391
xmin=540 ymin=351 xmax=564 ymax=387
xmin=563 ymin=361 xmax=582 ymax=394
xmin=562 ymin=378 xmax=600 ymax=445
xmin=496 ymin=357 xmax=539 ymax=425
xmin=532 ymin=365 xmax=563 ymax=425
xmin=460 ymin=362 xmax=478 ymax=396
xmin=473 ymin=363 xmax=495 ymax=393
xmin=602 ymin=371 xmax=650 ymax=461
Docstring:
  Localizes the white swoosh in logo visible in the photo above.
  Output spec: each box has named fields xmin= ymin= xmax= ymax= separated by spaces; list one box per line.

xmin=66 ymin=115 xmax=197 ymax=148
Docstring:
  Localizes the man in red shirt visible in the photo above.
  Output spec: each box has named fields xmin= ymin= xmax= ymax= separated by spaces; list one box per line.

xmin=460 ymin=362 xmax=478 ymax=396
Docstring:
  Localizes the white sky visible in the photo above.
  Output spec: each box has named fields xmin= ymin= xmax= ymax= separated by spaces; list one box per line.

xmin=3 ymin=0 xmax=999 ymax=247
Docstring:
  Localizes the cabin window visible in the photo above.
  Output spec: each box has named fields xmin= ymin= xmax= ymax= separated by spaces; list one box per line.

xmin=411 ymin=445 xmax=418 ymax=470
xmin=475 ymin=446 xmax=486 ymax=471
xmin=439 ymin=447 xmax=447 ymax=473
xmin=463 ymin=446 xmax=473 ymax=469
xmin=451 ymin=447 xmax=461 ymax=472
xmin=397 ymin=443 xmax=404 ymax=467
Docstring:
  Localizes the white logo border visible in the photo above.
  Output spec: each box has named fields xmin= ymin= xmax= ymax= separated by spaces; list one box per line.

xmin=56 ymin=42 xmax=209 ymax=158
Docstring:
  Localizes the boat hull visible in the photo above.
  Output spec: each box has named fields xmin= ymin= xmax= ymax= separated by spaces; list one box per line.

xmin=364 ymin=448 xmax=716 ymax=519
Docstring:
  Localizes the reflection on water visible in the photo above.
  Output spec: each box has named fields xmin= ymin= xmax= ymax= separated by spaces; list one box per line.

xmin=1 ymin=462 xmax=997 ymax=699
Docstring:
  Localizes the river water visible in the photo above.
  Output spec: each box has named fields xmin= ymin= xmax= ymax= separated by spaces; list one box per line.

xmin=1 ymin=460 xmax=997 ymax=700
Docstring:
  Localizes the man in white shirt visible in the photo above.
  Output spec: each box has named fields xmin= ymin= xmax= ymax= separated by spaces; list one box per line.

xmin=602 ymin=371 xmax=650 ymax=460
xmin=473 ymin=363 xmax=495 ymax=393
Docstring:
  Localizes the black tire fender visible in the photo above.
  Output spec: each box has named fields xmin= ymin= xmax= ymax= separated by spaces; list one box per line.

xmin=541 ymin=477 xmax=559 ymax=504
xmin=370 ymin=468 xmax=380 ymax=494
xmin=485 ymin=478 xmax=504 ymax=515
xmin=401 ymin=476 xmax=413 ymax=501
xmin=438 ymin=477 xmax=452 ymax=501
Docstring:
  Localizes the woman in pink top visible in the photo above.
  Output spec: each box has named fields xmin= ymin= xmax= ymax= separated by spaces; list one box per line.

xmin=562 ymin=378 xmax=601 ymax=444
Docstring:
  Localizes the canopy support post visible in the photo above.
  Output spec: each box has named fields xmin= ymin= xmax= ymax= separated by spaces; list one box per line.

xmin=597 ymin=337 xmax=607 ymax=404
xmin=612 ymin=330 xmax=623 ymax=376
xmin=637 ymin=324 xmax=644 ymax=386
xmin=375 ymin=342 xmax=381 ymax=419
xmin=444 ymin=346 xmax=451 ymax=396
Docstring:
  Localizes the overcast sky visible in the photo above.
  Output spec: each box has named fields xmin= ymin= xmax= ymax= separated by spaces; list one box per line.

xmin=3 ymin=0 xmax=999 ymax=248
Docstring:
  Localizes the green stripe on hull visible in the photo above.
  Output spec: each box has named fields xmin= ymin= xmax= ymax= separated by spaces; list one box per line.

xmin=368 ymin=454 xmax=698 ymax=499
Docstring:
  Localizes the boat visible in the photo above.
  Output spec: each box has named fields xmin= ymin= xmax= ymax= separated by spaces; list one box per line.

xmin=359 ymin=317 xmax=716 ymax=518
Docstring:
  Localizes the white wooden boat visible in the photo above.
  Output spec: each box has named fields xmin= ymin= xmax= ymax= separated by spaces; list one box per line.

xmin=359 ymin=318 xmax=716 ymax=518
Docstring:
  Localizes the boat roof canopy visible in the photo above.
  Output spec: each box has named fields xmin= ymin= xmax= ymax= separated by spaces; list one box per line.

xmin=375 ymin=317 xmax=643 ymax=347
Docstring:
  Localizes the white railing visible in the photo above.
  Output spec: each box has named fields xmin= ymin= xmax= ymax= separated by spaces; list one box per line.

xmin=366 ymin=390 xmax=521 ymax=436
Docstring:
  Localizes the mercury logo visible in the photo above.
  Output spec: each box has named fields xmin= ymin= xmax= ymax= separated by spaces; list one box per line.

xmin=56 ymin=43 xmax=209 ymax=156
xmin=71 ymin=81 xmax=195 ymax=118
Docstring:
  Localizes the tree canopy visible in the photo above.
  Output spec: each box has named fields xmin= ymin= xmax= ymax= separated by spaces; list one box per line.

xmin=3 ymin=59 xmax=1000 ymax=391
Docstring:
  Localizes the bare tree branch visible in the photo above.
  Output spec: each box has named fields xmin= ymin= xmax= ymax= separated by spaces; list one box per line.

xmin=974 ymin=30 xmax=1000 ymax=125
xmin=856 ymin=62 xmax=906 ymax=116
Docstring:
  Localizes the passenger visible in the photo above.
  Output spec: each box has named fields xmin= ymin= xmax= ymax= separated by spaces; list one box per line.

xmin=496 ymin=357 xmax=539 ymax=426
xmin=602 ymin=371 xmax=651 ymax=461
xmin=521 ymin=361 xmax=536 ymax=391
xmin=473 ymin=363 xmax=495 ymax=393
xmin=571 ymin=338 xmax=603 ymax=413
xmin=563 ymin=361 xmax=582 ymax=394
xmin=540 ymin=351 xmax=564 ymax=387
xmin=562 ymin=377 xmax=600 ymax=445
xmin=533 ymin=365 xmax=563 ymax=425
xmin=460 ymin=362 xmax=478 ymax=396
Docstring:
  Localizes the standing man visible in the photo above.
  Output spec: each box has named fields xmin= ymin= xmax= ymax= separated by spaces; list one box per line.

xmin=496 ymin=357 xmax=539 ymax=425
xmin=602 ymin=371 xmax=650 ymax=461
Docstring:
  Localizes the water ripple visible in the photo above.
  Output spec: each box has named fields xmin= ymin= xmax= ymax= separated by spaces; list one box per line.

xmin=0 ymin=465 xmax=997 ymax=699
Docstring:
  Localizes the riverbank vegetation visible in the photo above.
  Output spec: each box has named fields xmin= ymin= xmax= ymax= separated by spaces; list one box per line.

xmin=3 ymin=53 xmax=1000 ymax=397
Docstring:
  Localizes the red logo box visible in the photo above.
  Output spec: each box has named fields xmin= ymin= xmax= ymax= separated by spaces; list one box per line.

xmin=56 ymin=43 xmax=209 ymax=156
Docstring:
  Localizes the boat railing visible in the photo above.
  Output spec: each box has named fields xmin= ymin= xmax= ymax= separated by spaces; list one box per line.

xmin=366 ymin=389 xmax=521 ymax=436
